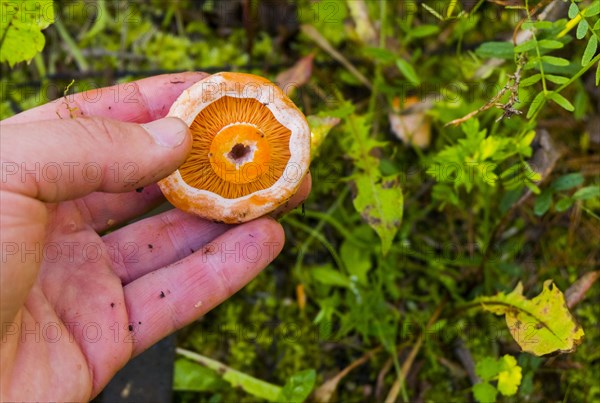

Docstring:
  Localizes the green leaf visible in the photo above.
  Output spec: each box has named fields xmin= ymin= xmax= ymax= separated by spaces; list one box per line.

xmin=307 ymin=115 xmax=341 ymax=160
xmin=176 ymin=348 xmax=283 ymax=401
xmin=585 ymin=1 xmax=600 ymax=16
xmin=527 ymin=91 xmax=546 ymax=119
xmin=500 ymin=188 xmax=523 ymax=212
xmin=555 ymin=197 xmax=574 ymax=212
xmin=363 ymin=47 xmax=396 ymax=63
xmin=323 ymin=102 xmax=355 ymax=119
xmin=582 ymin=36 xmax=598 ymax=66
xmin=545 ymin=74 xmax=569 ymax=85
xmin=497 ymin=355 xmax=522 ymax=396
xmin=551 ymin=172 xmax=584 ymax=191
xmin=540 ymin=55 xmax=570 ymax=66
xmin=396 ymin=58 xmax=421 ymax=86
xmin=568 ymin=2 xmax=579 ymax=19
xmin=525 ymin=180 xmax=541 ymax=194
xmin=409 ymin=24 xmax=440 ymax=38
xmin=473 ymin=280 xmax=585 ymax=355
xmin=278 ymin=369 xmax=316 ymax=403
xmin=173 ymin=358 xmax=227 ymax=392
xmin=476 ymin=42 xmax=515 ymax=59
xmin=514 ymin=39 xmax=537 ymax=53
xmin=522 ymin=20 xmax=554 ymax=30
xmin=573 ymin=185 xmax=600 ymax=200
xmin=352 ymin=175 xmax=403 ymax=255
xmin=80 ymin=0 xmax=109 ymax=41
xmin=548 ymin=92 xmax=575 ymax=111
xmin=342 ymin=112 xmax=403 ymax=256
xmin=0 ymin=0 xmax=55 ymax=67
xmin=534 ymin=189 xmax=553 ymax=216
xmin=473 ymin=382 xmax=498 ymax=403
xmin=311 ymin=265 xmax=351 ymax=287
xmin=340 ymin=240 xmax=371 ymax=284
xmin=519 ymin=131 xmax=537 ymax=150
xmin=538 ymin=39 xmax=564 ymax=50
xmin=576 ymin=19 xmax=589 ymax=39
xmin=520 ymin=74 xmax=542 ymax=86
xmin=475 ymin=357 xmax=501 ymax=381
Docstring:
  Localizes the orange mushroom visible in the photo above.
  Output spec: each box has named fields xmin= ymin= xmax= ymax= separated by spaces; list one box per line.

xmin=158 ymin=72 xmax=311 ymax=223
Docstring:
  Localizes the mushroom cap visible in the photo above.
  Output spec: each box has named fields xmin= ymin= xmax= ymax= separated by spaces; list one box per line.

xmin=158 ymin=72 xmax=311 ymax=223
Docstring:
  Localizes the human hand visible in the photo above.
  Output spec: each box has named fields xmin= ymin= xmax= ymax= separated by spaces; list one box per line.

xmin=0 ymin=72 xmax=311 ymax=400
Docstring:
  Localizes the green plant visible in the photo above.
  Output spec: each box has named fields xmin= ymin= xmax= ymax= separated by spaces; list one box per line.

xmin=473 ymin=354 xmax=523 ymax=402
xmin=0 ymin=0 xmax=54 ymax=67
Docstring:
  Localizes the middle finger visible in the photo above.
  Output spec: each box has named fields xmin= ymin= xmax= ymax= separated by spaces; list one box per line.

xmin=103 ymin=208 xmax=230 ymax=284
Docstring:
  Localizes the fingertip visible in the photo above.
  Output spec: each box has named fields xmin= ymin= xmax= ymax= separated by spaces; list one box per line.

xmin=142 ymin=117 xmax=191 ymax=149
xmin=240 ymin=216 xmax=285 ymax=259
xmin=260 ymin=216 xmax=286 ymax=254
xmin=270 ymin=173 xmax=312 ymax=219
xmin=299 ymin=172 xmax=312 ymax=201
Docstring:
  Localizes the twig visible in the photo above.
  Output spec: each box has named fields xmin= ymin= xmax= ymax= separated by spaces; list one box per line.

xmin=384 ymin=300 xmax=445 ymax=403
xmin=453 ymin=338 xmax=479 ymax=385
xmin=565 ymin=271 xmax=600 ymax=309
xmin=445 ymin=56 xmax=526 ymax=127
xmin=301 ymin=24 xmax=372 ymax=89
xmin=313 ymin=346 xmax=383 ymax=402
xmin=53 ymin=19 xmax=89 ymax=72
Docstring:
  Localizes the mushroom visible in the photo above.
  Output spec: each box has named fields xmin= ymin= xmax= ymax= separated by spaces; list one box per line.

xmin=158 ymin=72 xmax=311 ymax=223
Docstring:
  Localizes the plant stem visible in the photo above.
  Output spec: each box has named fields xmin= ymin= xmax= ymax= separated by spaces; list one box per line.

xmin=176 ymin=347 xmax=283 ymax=401
xmin=284 ymin=216 xmax=347 ymax=273
xmin=53 ymin=19 xmax=89 ymax=72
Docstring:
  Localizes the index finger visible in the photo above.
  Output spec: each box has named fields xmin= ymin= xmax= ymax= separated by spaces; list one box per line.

xmin=2 ymin=72 xmax=209 ymax=125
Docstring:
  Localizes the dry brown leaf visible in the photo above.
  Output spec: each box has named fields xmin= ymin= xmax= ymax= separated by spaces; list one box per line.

xmin=347 ymin=0 xmax=377 ymax=46
xmin=313 ymin=347 xmax=381 ymax=402
xmin=388 ymin=97 xmax=432 ymax=148
xmin=276 ymin=54 xmax=315 ymax=97
xmin=300 ymin=24 xmax=372 ymax=89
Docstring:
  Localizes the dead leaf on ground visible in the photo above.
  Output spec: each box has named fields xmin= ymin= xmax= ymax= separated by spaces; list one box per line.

xmin=276 ymin=54 xmax=314 ymax=97
xmin=388 ymin=96 xmax=432 ymax=148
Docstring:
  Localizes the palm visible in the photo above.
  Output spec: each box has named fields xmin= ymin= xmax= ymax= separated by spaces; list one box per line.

xmin=6 ymin=200 xmax=130 ymax=399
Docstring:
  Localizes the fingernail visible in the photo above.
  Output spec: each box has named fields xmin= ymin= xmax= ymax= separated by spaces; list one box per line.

xmin=142 ymin=117 xmax=189 ymax=148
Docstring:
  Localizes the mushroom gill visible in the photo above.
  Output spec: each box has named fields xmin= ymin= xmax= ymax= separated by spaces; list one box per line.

xmin=178 ymin=96 xmax=292 ymax=199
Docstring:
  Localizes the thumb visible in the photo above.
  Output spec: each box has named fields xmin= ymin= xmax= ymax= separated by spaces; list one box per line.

xmin=0 ymin=116 xmax=191 ymax=202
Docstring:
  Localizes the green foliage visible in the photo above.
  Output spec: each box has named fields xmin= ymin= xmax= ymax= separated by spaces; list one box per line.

xmin=277 ymin=369 xmax=317 ymax=403
xmin=0 ymin=0 xmax=54 ymax=66
xmin=176 ymin=348 xmax=284 ymax=401
xmin=473 ymin=355 xmax=523 ymax=402
xmin=335 ymin=104 xmax=403 ymax=255
xmin=533 ymin=172 xmax=594 ymax=216
xmin=176 ymin=347 xmax=316 ymax=402
xmin=428 ymin=119 xmax=537 ymax=207
xmin=173 ymin=358 xmax=228 ymax=392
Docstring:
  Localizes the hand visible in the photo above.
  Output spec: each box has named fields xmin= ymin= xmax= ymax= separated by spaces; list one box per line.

xmin=0 ymin=72 xmax=311 ymax=401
